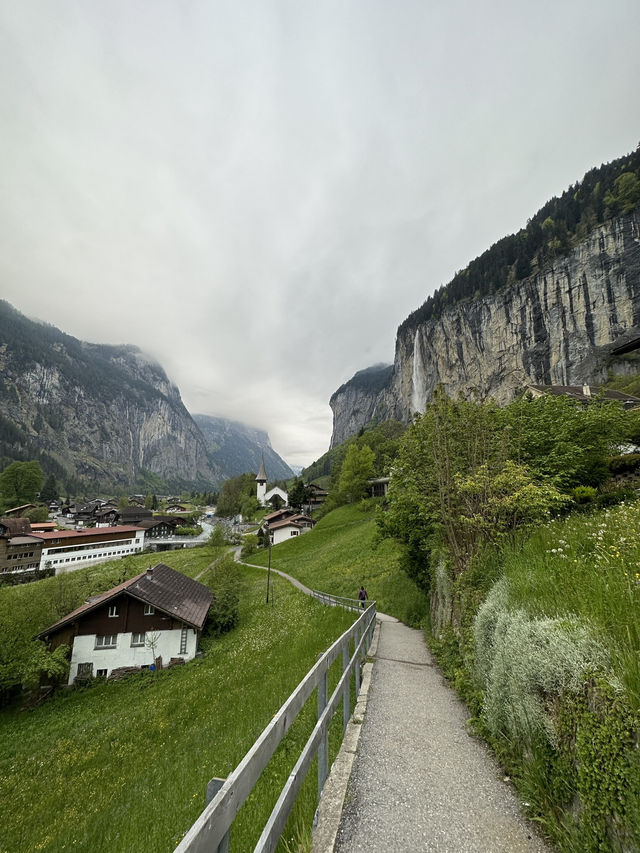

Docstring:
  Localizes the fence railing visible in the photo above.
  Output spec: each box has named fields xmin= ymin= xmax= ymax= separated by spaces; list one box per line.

xmin=174 ymin=593 xmax=377 ymax=853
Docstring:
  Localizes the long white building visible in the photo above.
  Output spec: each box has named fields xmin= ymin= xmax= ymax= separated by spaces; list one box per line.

xmin=33 ymin=525 xmax=145 ymax=573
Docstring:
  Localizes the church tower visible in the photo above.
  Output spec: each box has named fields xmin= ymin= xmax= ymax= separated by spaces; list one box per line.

xmin=256 ymin=456 xmax=267 ymax=506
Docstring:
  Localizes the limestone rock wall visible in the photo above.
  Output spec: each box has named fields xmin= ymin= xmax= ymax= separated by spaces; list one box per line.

xmin=330 ymin=211 xmax=640 ymax=444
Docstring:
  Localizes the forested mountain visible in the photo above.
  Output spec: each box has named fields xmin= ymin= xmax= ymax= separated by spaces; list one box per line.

xmin=400 ymin=145 xmax=640 ymax=334
xmin=0 ymin=301 xmax=220 ymax=493
xmin=192 ymin=414 xmax=293 ymax=481
xmin=331 ymin=147 xmax=640 ymax=445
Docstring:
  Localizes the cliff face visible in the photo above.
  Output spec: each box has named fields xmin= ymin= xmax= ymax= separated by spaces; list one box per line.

xmin=331 ymin=211 xmax=640 ymax=445
xmin=192 ymin=414 xmax=293 ymax=481
xmin=0 ymin=303 xmax=220 ymax=489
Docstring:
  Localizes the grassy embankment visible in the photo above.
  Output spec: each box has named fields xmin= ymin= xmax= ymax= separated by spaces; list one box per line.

xmin=247 ymin=501 xmax=429 ymax=626
xmin=436 ymin=501 xmax=640 ymax=852
xmin=0 ymin=548 xmax=356 ymax=853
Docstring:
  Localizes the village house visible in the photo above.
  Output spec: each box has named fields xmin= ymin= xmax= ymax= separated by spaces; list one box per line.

xmin=369 ymin=476 xmax=391 ymax=498
xmin=0 ymin=518 xmax=44 ymax=578
xmin=135 ymin=517 xmax=179 ymax=540
xmin=32 ymin=525 xmax=145 ymax=573
xmin=266 ymin=513 xmax=315 ymax=546
xmin=38 ymin=563 xmax=214 ymax=683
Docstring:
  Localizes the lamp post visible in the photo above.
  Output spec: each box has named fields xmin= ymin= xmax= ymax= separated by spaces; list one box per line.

xmin=266 ymin=534 xmax=272 ymax=604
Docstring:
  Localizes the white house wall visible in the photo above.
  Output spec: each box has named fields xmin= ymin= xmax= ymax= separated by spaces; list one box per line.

xmin=270 ymin=525 xmax=313 ymax=546
xmin=41 ymin=531 xmax=146 ymax=575
xmin=68 ymin=627 xmax=198 ymax=684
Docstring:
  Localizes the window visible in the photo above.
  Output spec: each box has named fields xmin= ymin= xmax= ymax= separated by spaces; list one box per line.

xmin=96 ymin=669 xmax=107 ymax=678
xmin=131 ymin=632 xmax=145 ymax=646
xmin=108 ymin=605 xmax=119 ymax=618
xmin=77 ymin=662 xmax=93 ymax=677
xmin=95 ymin=635 xmax=117 ymax=649
xmin=144 ymin=604 xmax=155 ymax=615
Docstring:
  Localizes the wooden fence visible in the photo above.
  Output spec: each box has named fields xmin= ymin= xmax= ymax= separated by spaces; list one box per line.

xmin=174 ymin=593 xmax=377 ymax=853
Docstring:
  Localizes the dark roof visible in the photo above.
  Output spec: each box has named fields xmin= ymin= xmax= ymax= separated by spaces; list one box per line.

xmin=263 ymin=508 xmax=297 ymax=523
xmin=3 ymin=504 xmax=36 ymax=516
xmin=255 ymin=456 xmax=267 ymax=482
xmin=0 ymin=517 xmax=32 ymax=537
xmin=38 ymin=563 xmax=213 ymax=638
xmin=32 ymin=525 xmax=143 ymax=542
xmin=135 ymin=518 xmax=174 ymax=530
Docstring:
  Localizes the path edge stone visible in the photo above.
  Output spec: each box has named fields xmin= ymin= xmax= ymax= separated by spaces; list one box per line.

xmin=311 ymin=617 xmax=382 ymax=853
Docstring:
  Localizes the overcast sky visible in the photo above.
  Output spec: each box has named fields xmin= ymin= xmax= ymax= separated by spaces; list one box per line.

xmin=1 ymin=1 xmax=639 ymax=466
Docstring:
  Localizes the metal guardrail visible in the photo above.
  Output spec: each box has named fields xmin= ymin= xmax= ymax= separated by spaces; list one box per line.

xmin=174 ymin=593 xmax=377 ymax=853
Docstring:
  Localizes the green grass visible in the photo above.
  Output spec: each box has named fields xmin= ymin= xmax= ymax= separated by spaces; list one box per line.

xmin=502 ymin=500 xmax=640 ymax=710
xmin=0 ymin=562 xmax=356 ymax=853
xmin=248 ymin=501 xmax=428 ymax=626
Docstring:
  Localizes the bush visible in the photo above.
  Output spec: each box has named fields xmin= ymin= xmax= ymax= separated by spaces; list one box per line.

xmin=240 ymin=535 xmax=258 ymax=560
xmin=609 ymin=453 xmax=640 ymax=475
xmin=202 ymin=558 xmax=241 ymax=638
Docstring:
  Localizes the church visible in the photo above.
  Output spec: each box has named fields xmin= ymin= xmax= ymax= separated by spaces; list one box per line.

xmin=255 ymin=457 xmax=288 ymax=508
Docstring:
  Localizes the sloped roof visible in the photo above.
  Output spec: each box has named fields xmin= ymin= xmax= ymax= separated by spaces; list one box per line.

xmin=268 ymin=514 xmax=315 ymax=531
xmin=32 ymin=525 xmax=143 ymax=541
xmin=256 ymin=456 xmax=267 ymax=482
xmin=38 ymin=563 xmax=213 ymax=638
xmin=0 ymin=517 xmax=32 ymax=537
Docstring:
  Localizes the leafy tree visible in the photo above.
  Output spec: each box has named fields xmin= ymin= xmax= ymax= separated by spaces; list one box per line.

xmin=216 ymin=473 xmax=257 ymax=517
xmin=381 ymin=391 xmax=570 ymax=578
xmin=503 ymin=393 xmax=633 ymax=488
xmin=289 ymin=478 xmax=309 ymax=511
xmin=39 ymin=474 xmax=59 ymax=503
xmin=0 ymin=460 xmax=44 ymax=509
xmin=24 ymin=505 xmax=50 ymax=523
xmin=338 ymin=444 xmax=375 ymax=503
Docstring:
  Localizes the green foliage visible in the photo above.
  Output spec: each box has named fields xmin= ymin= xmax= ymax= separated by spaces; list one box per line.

xmin=208 ymin=525 xmax=228 ymax=546
xmin=216 ymin=472 xmax=257 ymax=517
xmin=174 ymin=525 xmax=202 ymax=537
xmin=337 ymin=444 xmax=375 ymax=503
xmin=0 ymin=460 xmax=44 ymax=509
xmin=24 ymin=505 xmax=50 ymax=523
xmin=288 ymin=478 xmax=309 ymax=511
xmin=0 ymin=563 xmax=355 ymax=853
xmin=39 ymin=474 xmax=58 ymax=503
xmin=247 ymin=502 xmax=429 ymax=627
xmin=202 ymin=557 xmax=241 ymax=637
xmin=302 ymin=420 xmax=405 ymax=487
xmin=572 ymin=485 xmax=598 ymax=505
xmin=504 ymin=393 xmax=632 ymax=488
xmin=240 ymin=535 xmax=259 ymax=560
xmin=608 ymin=453 xmax=640 ymax=475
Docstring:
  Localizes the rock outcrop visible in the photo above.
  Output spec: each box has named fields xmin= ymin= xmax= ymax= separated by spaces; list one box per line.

xmin=330 ymin=211 xmax=640 ymax=445
xmin=0 ymin=301 xmax=220 ymax=490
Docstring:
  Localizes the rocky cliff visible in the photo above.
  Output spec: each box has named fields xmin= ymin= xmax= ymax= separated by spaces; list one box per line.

xmin=192 ymin=414 xmax=293 ymax=481
xmin=0 ymin=301 xmax=220 ymax=491
xmin=330 ymin=210 xmax=640 ymax=446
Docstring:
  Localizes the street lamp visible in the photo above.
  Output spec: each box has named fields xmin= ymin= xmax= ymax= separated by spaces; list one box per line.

xmin=266 ymin=533 xmax=273 ymax=604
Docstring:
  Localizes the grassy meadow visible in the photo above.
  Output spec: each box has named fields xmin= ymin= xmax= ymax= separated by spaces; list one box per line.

xmin=248 ymin=501 xmax=429 ymax=626
xmin=0 ymin=555 xmax=357 ymax=853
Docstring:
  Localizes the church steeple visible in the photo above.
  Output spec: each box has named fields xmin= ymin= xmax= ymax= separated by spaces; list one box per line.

xmin=256 ymin=455 xmax=267 ymax=506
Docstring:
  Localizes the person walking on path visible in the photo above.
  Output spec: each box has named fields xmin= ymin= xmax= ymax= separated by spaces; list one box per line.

xmin=358 ymin=585 xmax=368 ymax=608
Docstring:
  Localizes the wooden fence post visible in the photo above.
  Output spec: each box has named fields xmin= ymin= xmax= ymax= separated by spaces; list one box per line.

xmin=205 ymin=778 xmax=230 ymax=853
xmin=317 ymin=656 xmax=328 ymax=799
xmin=342 ymin=640 xmax=350 ymax=732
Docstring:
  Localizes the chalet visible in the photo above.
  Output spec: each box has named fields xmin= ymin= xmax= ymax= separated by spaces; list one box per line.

xmin=306 ymin=483 xmax=328 ymax=508
xmin=262 ymin=508 xmax=299 ymax=526
xmin=165 ymin=503 xmax=188 ymax=514
xmin=135 ymin=518 xmax=177 ymax=540
xmin=38 ymin=563 xmax=214 ymax=683
xmin=526 ymin=384 xmax=640 ymax=410
xmin=267 ymin=514 xmax=315 ymax=546
xmin=31 ymin=526 xmax=145 ymax=573
xmin=29 ymin=521 xmax=58 ymax=533
xmin=0 ymin=518 xmax=44 ymax=578
xmin=94 ymin=506 xmax=118 ymax=527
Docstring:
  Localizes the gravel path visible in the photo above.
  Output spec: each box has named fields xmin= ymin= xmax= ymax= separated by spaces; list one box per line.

xmin=334 ymin=618 xmax=551 ymax=853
